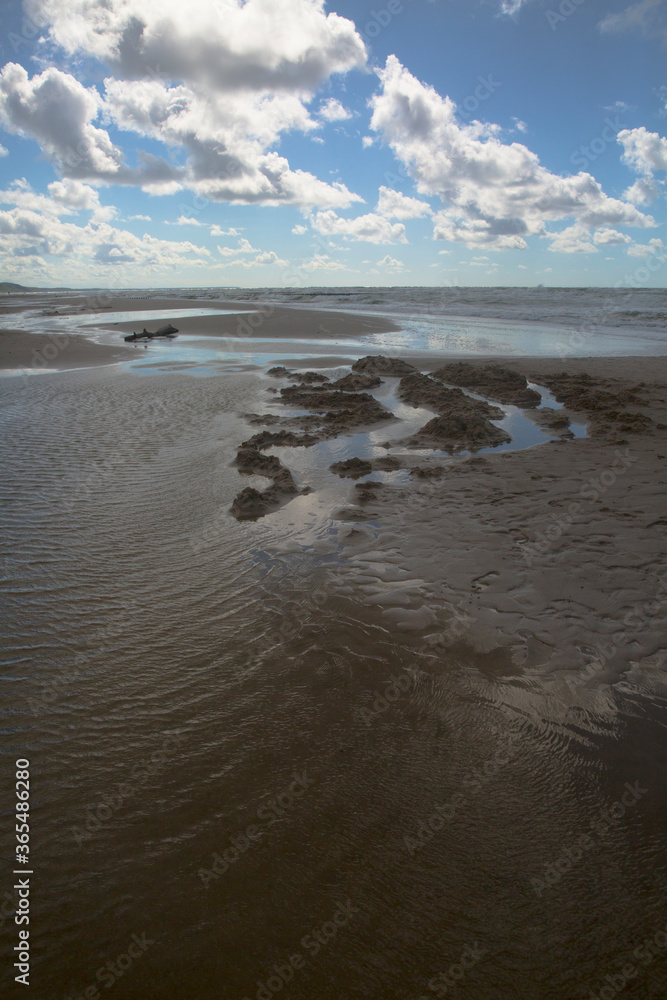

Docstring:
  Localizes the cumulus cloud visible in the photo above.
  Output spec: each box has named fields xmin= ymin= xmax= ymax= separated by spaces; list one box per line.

xmin=172 ymin=215 xmax=204 ymax=226
xmin=2 ymin=0 xmax=368 ymax=208
xmin=292 ymin=224 xmax=308 ymax=234
xmin=26 ymin=0 xmax=366 ymax=92
xmin=218 ymin=237 xmax=259 ymax=256
xmin=300 ymin=253 xmax=349 ymax=271
xmin=623 ymin=178 xmax=661 ymax=204
xmin=217 ymin=248 xmax=288 ymax=268
xmin=599 ymin=0 xmax=667 ymax=39
xmin=0 ymin=63 xmax=124 ymax=180
xmin=0 ymin=177 xmax=114 ymax=220
xmin=0 ymin=206 xmax=211 ymax=272
xmin=376 ymin=254 xmax=403 ymax=269
xmin=318 ymin=98 xmax=352 ymax=122
xmin=369 ymin=56 xmax=654 ymax=251
xmin=0 ymin=143 xmax=7 ymax=156
xmin=311 ymin=209 xmax=407 ymax=243
xmin=210 ymin=225 xmax=240 ymax=236
xmin=376 ymin=186 xmax=431 ymax=219
xmin=499 ymin=0 xmax=530 ymax=13
xmin=618 ymin=127 xmax=667 ymax=174
xmin=593 ymin=228 xmax=632 ymax=245
xmin=627 ymin=237 xmax=666 ymax=257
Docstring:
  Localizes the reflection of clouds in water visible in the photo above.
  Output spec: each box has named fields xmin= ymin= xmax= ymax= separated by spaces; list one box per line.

xmin=367 ymin=313 xmax=659 ymax=357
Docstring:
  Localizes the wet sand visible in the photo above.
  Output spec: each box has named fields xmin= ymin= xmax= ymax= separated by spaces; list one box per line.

xmin=0 ymin=329 xmax=134 ymax=369
xmin=2 ymin=297 xmax=667 ymax=1000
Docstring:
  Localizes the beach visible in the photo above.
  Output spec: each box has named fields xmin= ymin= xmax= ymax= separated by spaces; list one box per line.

xmin=1 ymin=289 xmax=666 ymax=999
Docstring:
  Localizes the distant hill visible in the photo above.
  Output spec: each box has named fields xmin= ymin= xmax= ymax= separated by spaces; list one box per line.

xmin=0 ymin=281 xmax=73 ymax=293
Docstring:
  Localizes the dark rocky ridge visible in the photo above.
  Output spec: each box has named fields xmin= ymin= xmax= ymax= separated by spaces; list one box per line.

xmin=432 ymin=362 xmax=542 ymax=408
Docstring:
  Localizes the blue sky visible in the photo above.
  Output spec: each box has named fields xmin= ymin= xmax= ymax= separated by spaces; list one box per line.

xmin=0 ymin=0 xmax=666 ymax=288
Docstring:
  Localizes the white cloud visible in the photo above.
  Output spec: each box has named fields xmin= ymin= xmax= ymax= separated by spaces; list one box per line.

xmin=599 ymin=0 xmax=667 ymax=39
xmin=0 ymin=177 xmax=114 ymax=221
xmin=376 ymin=254 xmax=403 ymax=269
xmin=172 ymin=215 xmax=204 ymax=226
xmin=369 ymin=56 xmax=653 ymax=251
xmin=627 ymin=237 xmax=666 ymax=257
xmin=362 ymin=136 xmax=374 ymax=149
xmin=129 ymin=213 xmax=151 ymax=221
xmin=499 ymin=0 xmax=529 ymax=13
xmin=217 ymin=249 xmax=288 ymax=268
xmin=27 ymin=0 xmax=366 ymax=92
xmin=300 ymin=253 xmax=349 ymax=271
xmin=210 ymin=225 xmax=240 ymax=236
xmin=548 ymin=225 xmax=597 ymax=254
xmin=593 ymin=228 xmax=632 ymax=246
xmin=4 ymin=0 xmax=369 ymax=208
xmin=292 ymin=224 xmax=308 ymax=234
xmin=311 ymin=209 xmax=407 ymax=244
xmin=0 ymin=63 xmax=127 ymax=182
xmin=624 ymin=178 xmax=661 ymax=204
xmin=618 ymin=127 xmax=667 ymax=175
xmin=218 ymin=237 xmax=259 ymax=256
xmin=376 ymin=186 xmax=431 ymax=219
xmin=318 ymin=98 xmax=351 ymax=122
xmin=0 ymin=143 xmax=7 ymax=156
xmin=606 ymin=100 xmax=633 ymax=113
xmin=0 ymin=205 xmax=211 ymax=272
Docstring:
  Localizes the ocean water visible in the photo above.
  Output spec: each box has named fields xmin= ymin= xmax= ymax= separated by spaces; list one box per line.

xmin=1 ymin=289 xmax=666 ymax=999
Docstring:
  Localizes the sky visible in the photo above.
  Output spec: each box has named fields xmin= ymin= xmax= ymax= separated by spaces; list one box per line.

xmin=0 ymin=0 xmax=666 ymax=289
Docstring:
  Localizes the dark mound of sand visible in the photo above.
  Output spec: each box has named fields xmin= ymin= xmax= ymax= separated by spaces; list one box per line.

xmin=279 ymin=385 xmax=393 ymax=432
xmin=354 ymin=481 xmax=384 ymax=502
xmin=399 ymin=372 xmax=505 ymax=419
xmin=529 ymin=407 xmax=573 ymax=438
xmin=537 ymin=372 xmax=654 ymax=435
xmin=330 ymin=458 xmax=373 ymax=479
xmin=410 ymin=465 xmax=446 ymax=479
xmin=432 ymin=362 xmax=541 ymax=408
xmin=243 ymin=429 xmax=320 ymax=449
xmin=287 ymin=371 xmax=330 ymax=384
xmin=231 ymin=478 xmax=301 ymax=520
xmin=352 ymin=355 xmax=416 ymax=376
xmin=409 ymin=412 xmax=511 ymax=453
xmin=235 ymin=446 xmax=284 ymax=477
xmin=372 ymin=456 xmax=401 ymax=471
xmin=231 ymin=436 xmax=309 ymax=520
xmin=331 ymin=373 xmax=384 ymax=391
